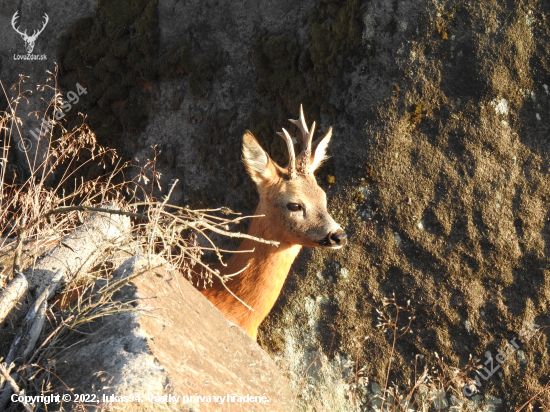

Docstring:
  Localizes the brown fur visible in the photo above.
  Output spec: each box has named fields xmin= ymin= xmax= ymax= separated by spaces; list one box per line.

xmin=202 ymin=122 xmax=345 ymax=340
xmin=202 ymin=215 xmax=302 ymax=340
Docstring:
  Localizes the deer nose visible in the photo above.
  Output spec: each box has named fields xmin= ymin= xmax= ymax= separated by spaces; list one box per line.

xmin=329 ymin=229 xmax=347 ymax=247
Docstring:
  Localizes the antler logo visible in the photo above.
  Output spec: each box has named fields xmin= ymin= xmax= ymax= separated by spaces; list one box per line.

xmin=11 ymin=11 xmax=49 ymax=54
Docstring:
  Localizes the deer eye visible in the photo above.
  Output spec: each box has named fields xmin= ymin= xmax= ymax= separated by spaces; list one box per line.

xmin=287 ymin=203 xmax=302 ymax=212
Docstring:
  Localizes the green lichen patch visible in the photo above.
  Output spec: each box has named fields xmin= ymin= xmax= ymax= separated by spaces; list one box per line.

xmin=249 ymin=0 xmax=364 ymax=170
xmin=251 ymin=32 xmax=327 ymax=166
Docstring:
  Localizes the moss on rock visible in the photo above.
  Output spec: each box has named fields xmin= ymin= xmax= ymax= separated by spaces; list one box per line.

xmin=58 ymin=0 xmax=225 ymax=156
xmin=309 ymin=0 xmax=363 ymax=79
xmin=58 ymin=0 xmax=159 ymax=156
xmin=250 ymin=0 xmax=363 ymax=167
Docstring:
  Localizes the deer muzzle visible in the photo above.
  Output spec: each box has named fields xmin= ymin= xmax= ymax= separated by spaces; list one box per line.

xmin=318 ymin=227 xmax=347 ymax=249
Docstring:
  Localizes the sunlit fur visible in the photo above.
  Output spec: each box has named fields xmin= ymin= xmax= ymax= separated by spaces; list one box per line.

xmin=202 ymin=129 xmax=344 ymax=340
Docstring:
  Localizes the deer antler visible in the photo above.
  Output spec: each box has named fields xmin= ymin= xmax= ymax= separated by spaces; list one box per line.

xmin=289 ymin=105 xmax=309 ymax=138
xmin=11 ymin=11 xmax=49 ymax=41
xmin=289 ymin=105 xmax=316 ymax=174
xmin=11 ymin=11 xmax=27 ymax=38
xmin=28 ymin=13 xmax=49 ymax=40
xmin=276 ymin=128 xmax=297 ymax=180
xmin=277 ymin=105 xmax=322 ymax=179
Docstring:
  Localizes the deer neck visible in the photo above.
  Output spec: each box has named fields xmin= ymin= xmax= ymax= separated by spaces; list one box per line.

xmin=203 ymin=206 xmax=302 ymax=338
xmin=227 ymin=215 xmax=302 ymax=301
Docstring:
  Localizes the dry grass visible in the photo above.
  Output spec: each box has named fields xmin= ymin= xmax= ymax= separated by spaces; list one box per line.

xmin=0 ymin=71 xmax=269 ymax=411
xmin=287 ymin=297 xmax=453 ymax=412
xmin=2 ymin=71 xmax=548 ymax=412
xmin=289 ymin=295 xmax=550 ymax=412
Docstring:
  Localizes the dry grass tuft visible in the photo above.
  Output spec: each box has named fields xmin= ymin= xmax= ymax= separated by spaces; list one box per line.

xmin=0 ymin=71 xmax=268 ymax=411
xmin=288 ymin=295 xmax=548 ymax=412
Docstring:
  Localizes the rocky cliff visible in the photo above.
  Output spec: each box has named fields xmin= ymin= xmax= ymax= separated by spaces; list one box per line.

xmin=1 ymin=0 xmax=549 ymax=409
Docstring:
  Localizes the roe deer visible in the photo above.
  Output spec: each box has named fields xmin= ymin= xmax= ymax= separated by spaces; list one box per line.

xmin=202 ymin=106 xmax=347 ymax=340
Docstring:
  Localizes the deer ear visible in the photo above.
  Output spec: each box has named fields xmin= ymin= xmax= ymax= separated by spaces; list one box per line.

xmin=309 ymin=127 xmax=332 ymax=173
xmin=242 ymin=130 xmax=277 ymax=185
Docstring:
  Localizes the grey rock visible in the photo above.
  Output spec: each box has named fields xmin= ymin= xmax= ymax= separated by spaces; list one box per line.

xmin=55 ymin=255 xmax=292 ymax=411
xmin=0 ymin=1 xmax=96 ymax=174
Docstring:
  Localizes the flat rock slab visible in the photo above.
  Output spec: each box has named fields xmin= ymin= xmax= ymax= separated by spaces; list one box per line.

xmin=55 ymin=256 xmax=292 ymax=411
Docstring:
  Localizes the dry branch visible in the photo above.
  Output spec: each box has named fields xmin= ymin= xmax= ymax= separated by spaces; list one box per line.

xmin=0 ymin=270 xmax=64 ymax=411
xmin=30 ymin=205 xmax=147 ymax=226
xmin=24 ymin=205 xmax=131 ymax=298
xmin=0 ymin=207 xmax=130 ymax=410
xmin=0 ymin=273 xmax=28 ymax=324
xmin=0 ymin=362 xmax=32 ymax=412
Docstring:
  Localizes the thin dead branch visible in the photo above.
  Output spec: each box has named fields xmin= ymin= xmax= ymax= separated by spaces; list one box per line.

xmin=0 ymin=361 xmax=33 ymax=412
xmin=0 ymin=69 xmax=273 ymax=412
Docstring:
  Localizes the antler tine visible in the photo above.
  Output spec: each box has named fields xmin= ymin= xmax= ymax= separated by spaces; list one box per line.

xmin=30 ymin=13 xmax=49 ymax=39
xmin=289 ymin=104 xmax=309 ymax=140
xmin=41 ymin=13 xmax=49 ymax=29
xmin=276 ymin=128 xmax=297 ymax=180
xmin=11 ymin=11 xmax=26 ymax=36
xmin=305 ymin=121 xmax=315 ymax=154
xmin=11 ymin=10 xmax=19 ymax=26
xmin=289 ymin=105 xmax=317 ymax=173
xmin=294 ymin=120 xmax=315 ymax=174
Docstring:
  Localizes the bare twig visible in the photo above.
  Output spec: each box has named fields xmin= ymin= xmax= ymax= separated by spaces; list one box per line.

xmin=187 ymin=218 xmax=279 ymax=246
xmin=13 ymin=216 xmax=28 ymax=276
xmin=148 ymin=179 xmax=178 ymax=266
xmin=376 ymin=295 xmax=414 ymax=411
xmin=27 ymin=315 xmax=75 ymax=365
xmin=25 ymin=206 xmax=148 ymax=234
xmin=516 ymin=381 xmax=550 ymax=412
xmin=0 ymin=362 xmax=32 ymax=411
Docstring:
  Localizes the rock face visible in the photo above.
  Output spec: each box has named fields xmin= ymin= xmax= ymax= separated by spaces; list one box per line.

xmin=0 ymin=0 xmax=96 ymax=176
xmin=3 ymin=0 xmax=550 ymax=409
xmin=55 ymin=256 xmax=292 ymax=412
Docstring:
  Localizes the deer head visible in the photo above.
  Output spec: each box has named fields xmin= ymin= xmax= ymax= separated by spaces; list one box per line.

xmin=201 ymin=105 xmax=346 ymax=340
xmin=11 ymin=11 xmax=49 ymax=54
xmin=242 ymin=105 xmax=347 ymax=249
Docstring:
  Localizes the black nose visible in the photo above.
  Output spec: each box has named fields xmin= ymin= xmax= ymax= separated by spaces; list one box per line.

xmin=329 ymin=230 xmax=347 ymax=247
